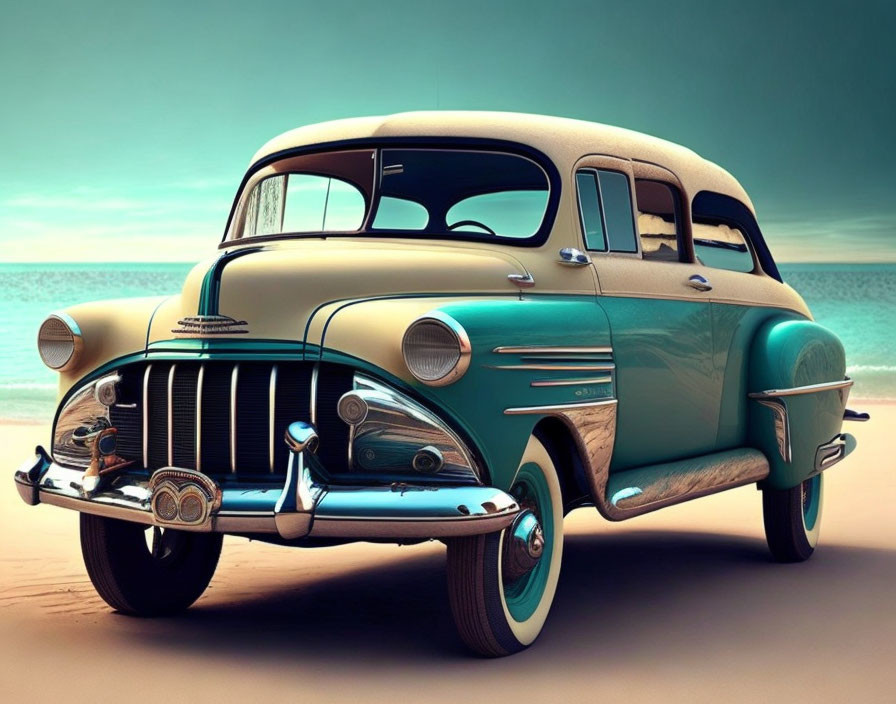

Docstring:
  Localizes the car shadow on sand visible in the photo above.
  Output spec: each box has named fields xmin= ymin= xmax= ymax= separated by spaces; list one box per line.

xmin=124 ymin=528 xmax=896 ymax=665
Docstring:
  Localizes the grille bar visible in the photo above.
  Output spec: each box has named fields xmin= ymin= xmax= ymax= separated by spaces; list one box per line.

xmin=142 ymin=364 xmax=151 ymax=468
xmin=167 ymin=364 xmax=176 ymax=466
xmin=230 ymin=363 xmax=239 ymax=474
xmin=196 ymin=363 xmax=204 ymax=472
xmin=269 ymin=365 xmax=277 ymax=473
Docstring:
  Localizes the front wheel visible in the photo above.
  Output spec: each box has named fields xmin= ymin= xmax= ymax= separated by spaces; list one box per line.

xmin=80 ymin=514 xmax=223 ymax=616
xmin=762 ymin=473 xmax=824 ymax=562
xmin=446 ymin=435 xmax=563 ymax=657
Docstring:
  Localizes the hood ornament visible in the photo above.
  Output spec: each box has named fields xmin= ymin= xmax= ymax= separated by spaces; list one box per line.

xmin=172 ymin=315 xmax=249 ymax=336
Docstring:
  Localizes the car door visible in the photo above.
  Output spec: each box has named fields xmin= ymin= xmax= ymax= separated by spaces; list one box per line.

xmin=574 ymin=155 xmax=719 ymax=471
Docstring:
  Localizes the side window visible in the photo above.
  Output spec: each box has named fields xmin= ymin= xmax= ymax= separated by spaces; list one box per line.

xmin=635 ymin=180 xmax=681 ymax=262
xmin=575 ymin=169 xmax=637 ymax=252
xmin=693 ymin=221 xmax=755 ymax=273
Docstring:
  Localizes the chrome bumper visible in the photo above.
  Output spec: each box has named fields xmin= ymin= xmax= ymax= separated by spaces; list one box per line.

xmin=13 ymin=447 xmax=519 ymax=540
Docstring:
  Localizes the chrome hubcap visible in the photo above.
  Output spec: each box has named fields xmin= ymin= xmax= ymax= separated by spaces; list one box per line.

xmin=502 ymin=509 xmax=544 ymax=584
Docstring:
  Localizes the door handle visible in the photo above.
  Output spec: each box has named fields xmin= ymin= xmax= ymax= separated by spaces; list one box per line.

xmin=687 ymin=274 xmax=712 ymax=292
xmin=558 ymin=247 xmax=591 ymax=266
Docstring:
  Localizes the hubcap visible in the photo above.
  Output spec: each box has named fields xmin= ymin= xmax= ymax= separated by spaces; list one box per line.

xmin=502 ymin=509 xmax=544 ymax=584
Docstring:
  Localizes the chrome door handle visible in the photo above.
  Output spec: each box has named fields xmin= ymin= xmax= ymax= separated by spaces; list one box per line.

xmin=558 ymin=247 xmax=591 ymax=266
xmin=507 ymin=273 xmax=535 ymax=289
xmin=687 ymin=274 xmax=712 ymax=292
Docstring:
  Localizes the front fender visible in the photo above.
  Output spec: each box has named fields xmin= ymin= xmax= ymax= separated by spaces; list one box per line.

xmin=54 ymin=296 xmax=170 ymax=399
xmin=319 ymin=295 xmax=612 ymax=490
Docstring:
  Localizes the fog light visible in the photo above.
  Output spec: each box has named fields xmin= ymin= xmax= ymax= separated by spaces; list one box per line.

xmin=94 ymin=375 xmax=120 ymax=406
xmin=153 ymin=489 xmax=179 ymax=522
xmin=412 ymin=445 xmax=444 ymax=473
xmin=337 ymin=392 xmax=369 ymax=425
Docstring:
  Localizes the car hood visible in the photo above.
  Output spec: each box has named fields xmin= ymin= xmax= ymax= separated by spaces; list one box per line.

xmin=147 ymin=239 xmax=529 ymax=345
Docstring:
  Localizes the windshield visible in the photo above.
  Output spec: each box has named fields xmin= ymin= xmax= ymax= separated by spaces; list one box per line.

xmin=229 ymin=146 xmax=553 ymax=245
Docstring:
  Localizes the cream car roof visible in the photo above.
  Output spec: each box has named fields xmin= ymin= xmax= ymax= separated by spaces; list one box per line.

xmin=250 ymin=111 xmax=754 ymax=212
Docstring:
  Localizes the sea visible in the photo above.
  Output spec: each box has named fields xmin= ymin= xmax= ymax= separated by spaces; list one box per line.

xmin=0 ymin=262 xmax=893 ymax=421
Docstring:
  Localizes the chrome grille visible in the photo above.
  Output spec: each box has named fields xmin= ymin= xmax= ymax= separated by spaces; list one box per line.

xmin=110 ymin=360 xmax=349 ymax=478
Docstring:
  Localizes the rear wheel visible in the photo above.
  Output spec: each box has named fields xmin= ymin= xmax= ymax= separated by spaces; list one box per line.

xmin=762 ymin=473 xmax=824 ymax=562
xmin=446 ymin=435 xmax=563 ymax=656
xmin=80 ymin=514 xmax=222 ymax=616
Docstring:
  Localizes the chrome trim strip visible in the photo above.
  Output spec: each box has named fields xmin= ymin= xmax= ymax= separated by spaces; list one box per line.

xmin=142 ymin=364 xmax=151 ymax=468
xmin=530 ymin=376 xmax=613 ymax=388
xmin=230 ymin=363 xmax=239 ymax=474
xmin=494 ymin=363 xmax=616 ymax=372
xmin=167 ymin=364 xmax=176 ymax=466
xmin=493 ymin=345 xmax=613 ymax=355
xmin=269 ymin=364 xmax=278 ymax=473
xmin=749 ymin=378 xmax=854 ymax=399
xmin=504 ymin=399 xmax=617 ymax=415
xmin=310 ymin=362 xmax=319 ymax=426
xmin=605 ymin=448 xmax=770 ymax=516
xmin=195 ymin=363 xmax=204 ymax=472
xmin=754 ymin=398 xmax=792 ymax=463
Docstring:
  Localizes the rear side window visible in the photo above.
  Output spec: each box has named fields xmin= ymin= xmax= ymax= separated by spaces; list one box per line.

xmin=635 ymin=180 xmax=681 ymax=262
xmin=693 ymin=221 xmax=755 ymax=273
xmin=575 ymin=169 xmax=637 ymax=252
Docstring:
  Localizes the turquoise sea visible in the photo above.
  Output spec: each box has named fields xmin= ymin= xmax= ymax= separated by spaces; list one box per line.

xmin=0 ymin=262 xmax=893 ymax=421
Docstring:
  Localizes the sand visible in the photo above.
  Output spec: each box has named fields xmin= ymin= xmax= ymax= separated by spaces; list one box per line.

xmin=1 ymin=405 xmax=894 ymax=702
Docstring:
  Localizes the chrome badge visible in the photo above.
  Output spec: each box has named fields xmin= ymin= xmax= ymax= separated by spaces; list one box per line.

xmin=172 ymin=314 xmax=249 ymax=336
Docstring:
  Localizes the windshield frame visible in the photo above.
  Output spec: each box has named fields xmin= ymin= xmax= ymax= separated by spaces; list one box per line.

xmin=220 ymin=137 xmax=561 ymax=249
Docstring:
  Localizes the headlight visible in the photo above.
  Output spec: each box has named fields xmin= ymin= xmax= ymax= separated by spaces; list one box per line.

xmin=401 ymin=312 xmax=471 ymax=386
xmin=53 ymin=374 xmax=119 ymax=468
xmin=38 ymin=313 xmax=83 ymax=371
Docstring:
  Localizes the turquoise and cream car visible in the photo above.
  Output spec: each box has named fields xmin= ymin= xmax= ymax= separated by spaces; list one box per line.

xmin=14 ymin=112 xmax=868 ymax=656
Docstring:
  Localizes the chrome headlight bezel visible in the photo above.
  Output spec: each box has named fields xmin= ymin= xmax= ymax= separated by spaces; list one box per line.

xmin=37 ymin=313 xmax=83 ymax=372
xmin=401 ymin=311 xmax=471 ymax=387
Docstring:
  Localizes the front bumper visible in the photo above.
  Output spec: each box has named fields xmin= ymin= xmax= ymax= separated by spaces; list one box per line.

xmin=13 ymin=447 xmax=519 ymax=540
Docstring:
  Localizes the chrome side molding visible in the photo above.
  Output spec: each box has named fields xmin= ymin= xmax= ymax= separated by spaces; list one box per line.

xmin=749 ymin=377 xmax=854 ymax=399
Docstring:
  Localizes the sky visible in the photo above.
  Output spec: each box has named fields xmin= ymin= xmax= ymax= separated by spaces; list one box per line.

xmin=1 ymin=0 xmax=894 ymax=263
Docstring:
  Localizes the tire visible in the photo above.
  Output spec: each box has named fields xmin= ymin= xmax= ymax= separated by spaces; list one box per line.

xmin=762 ymin=473 xmax=824 ymax=563
xmin=446 ymin=435 xmax=563 ymax=657
xmin=80 ymin=514 xmax=223 ymax=616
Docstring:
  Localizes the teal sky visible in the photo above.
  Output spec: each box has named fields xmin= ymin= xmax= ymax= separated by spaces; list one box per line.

xmin=1 ymin=0 xmax=894 ymax=262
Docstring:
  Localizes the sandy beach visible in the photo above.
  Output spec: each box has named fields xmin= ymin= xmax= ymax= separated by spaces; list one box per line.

xmin=1 ymin=405 xmax=893 ymax=702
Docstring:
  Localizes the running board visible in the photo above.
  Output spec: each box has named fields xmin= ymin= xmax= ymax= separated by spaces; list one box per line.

xmin=603 ymin=448 xmax=770 ymax=520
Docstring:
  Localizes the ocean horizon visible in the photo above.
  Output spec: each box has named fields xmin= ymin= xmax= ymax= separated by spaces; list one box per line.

xmin=1 ymin=261 xmax=893 ymax=421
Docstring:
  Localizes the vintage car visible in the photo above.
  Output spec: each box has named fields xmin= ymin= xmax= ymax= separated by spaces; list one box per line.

xmin=14 ymin=112 xmax=869 ymax=656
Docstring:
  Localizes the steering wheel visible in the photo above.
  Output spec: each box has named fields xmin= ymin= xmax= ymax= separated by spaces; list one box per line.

xmin=447 ymin=219 xmax=497 ymax=236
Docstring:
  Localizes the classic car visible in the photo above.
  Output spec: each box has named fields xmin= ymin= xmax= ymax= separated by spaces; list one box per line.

xmin=14 ymin=112 xmax=869 ymax=656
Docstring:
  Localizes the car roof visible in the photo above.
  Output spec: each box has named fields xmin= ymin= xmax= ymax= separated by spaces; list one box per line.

xmin=250 ymin=111 xmax=754 ymax=212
